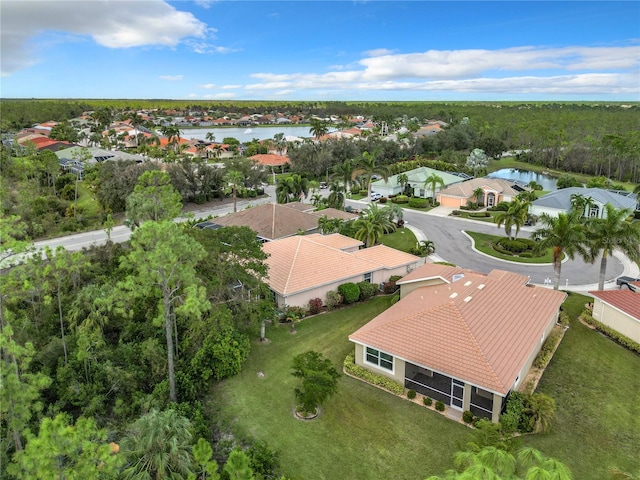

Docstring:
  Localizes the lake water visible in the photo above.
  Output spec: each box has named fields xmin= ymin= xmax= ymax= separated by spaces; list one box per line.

xmin=180 ymin=125 xmax=324 ymax=143
xmin=488 ymin=168 xmax=558 ymax=191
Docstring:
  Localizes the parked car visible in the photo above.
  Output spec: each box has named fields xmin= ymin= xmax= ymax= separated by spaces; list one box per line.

xmin=319 ymin=182 xmax=328 ymax=189
xmin=370 ymin=192 xmax=383 ymax=201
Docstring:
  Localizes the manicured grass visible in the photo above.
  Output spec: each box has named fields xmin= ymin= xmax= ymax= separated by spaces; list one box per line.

xmin=525 ymin=292 xmax=640 ymax=479
xmin=210 ymin=296 xmax=470 ymax=480
xmin=379 ymin=226 xmax=417 ymax=252
xmin=465 ymin=230 xmax=555 ymax=264
xmin=211 ymin=292 xmax=640 ymax=480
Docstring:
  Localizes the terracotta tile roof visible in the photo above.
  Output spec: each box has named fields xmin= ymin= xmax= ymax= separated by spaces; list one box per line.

xmin=397 ymin=263 xmax=468 ymax=285
xmin=263 ymin=235 xmax=416 ymax=296
xmin=350 ymin=264 xmax=566 ymax=394
xmin=351 ymin=245 xmax=421 ymax=269
xmin=281 ymin=202 xmax=315 ymax=212
xmin=589 ymin=290 xmax=640 ymax=321
xmin=302 ymin=233 xmax=363 ymax=250
xmin=310 ymin=208 xmax=359 ymax=221
xmin=249 ymin=154 xmax=290 ymax=167
xmin=438 ymin=178 xmax=527 ymax=198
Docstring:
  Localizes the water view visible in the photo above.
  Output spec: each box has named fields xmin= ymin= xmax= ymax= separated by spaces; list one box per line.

xmin=180 ymin=125 xmax=327 ymax=144
xmin=488 ymin=168 xmax=558 ymax=191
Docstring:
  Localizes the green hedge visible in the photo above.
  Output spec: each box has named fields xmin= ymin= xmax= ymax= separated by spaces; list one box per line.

xmin=581 ymin=310 xmax=640 ymax=354
xmin=343 ymin=352 xmax=405 ymax=396
xmin=392 ymin=195 xmax=409 ymax=204
xmin=408 ymin=198 xmax=429 ymax=208
xmin=533 ymin=328 xmax=563 ymax=369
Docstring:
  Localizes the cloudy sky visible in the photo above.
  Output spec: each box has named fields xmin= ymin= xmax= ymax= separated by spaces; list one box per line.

xmin=1 ymin=1 xmax=639 ymax=101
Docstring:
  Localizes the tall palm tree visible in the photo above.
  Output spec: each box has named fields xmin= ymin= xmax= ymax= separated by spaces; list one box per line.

xmin=355 ymin=150 xmax=390 ymax=199
xmin=532 ymin=211 xmax=590 ymax=290
xmin=276 ymin=174 xmax=309 ymax=203
xmin=224 ymin=170 xmax=245 ymax=213
xmin=494 ymin=198 xmax=531 ymax=239
xmin=424 ymin=173 xmax=445 ymax=205
xmin=383 ymin=203 xmax=404 ymax=225
xmin=330 ymin=159 xmax=356 ymax=192
xmin=397 ymin=173 xmax=410 ymax=195
xmin=586 ymin=205 xmax=640 ymax=290
xmin=327 ymin=180 xmax=345 ymax=209
xmin=309 ymin=119 xmax=329 ymax=140
xmin=121 ymin=409 xmax=194 ymax=480
xmin=161 ymin=125 xmax=181 ymax=152
xmin=473 ymin=187 xmax=485 ymax=205
xmin=317 ymin=215 xmax=343 ymax=234
xmin=353 ymin=203 xmax=396 ymax=247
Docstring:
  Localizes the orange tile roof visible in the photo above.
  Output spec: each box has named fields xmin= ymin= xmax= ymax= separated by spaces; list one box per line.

xmin=589 ymin=290 xmax=640 ymax=320
xmin=249 ymin=154 xmax=290 ymax=167
xmin=351 ymin=245 xmax=422 ymax=269
xmin=263 ymin=235 xmax=418 ymax=296
xmin=350 ymin=264 xmax=566 ymax=394
xmin=303 ymin=233 xmax=363 ymax=250
xmin=310 ymin=208 xmax=359 ymax=221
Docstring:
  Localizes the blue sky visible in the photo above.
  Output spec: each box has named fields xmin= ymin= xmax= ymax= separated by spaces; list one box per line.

xmin=1 ymin=1 xmax=639 ymax=101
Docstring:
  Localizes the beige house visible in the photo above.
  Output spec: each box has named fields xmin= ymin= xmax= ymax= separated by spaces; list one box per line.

xmin=589 ymin=287 xmax=640 ymax=343
xmin=437 ymin=178 xmax=529 ymax=208
xmin=263 ymin=233 xmax=423 ymax=308
xmin=349 ymin=263 xmax=566 ymax=422
xmin=210 ymin=203 xmax=357 ymax=241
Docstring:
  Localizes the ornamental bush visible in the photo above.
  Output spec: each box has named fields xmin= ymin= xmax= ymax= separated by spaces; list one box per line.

xmin=407 ymin=389 xmax=417 ymax=400
xmin=343 ymin=353 xmax=404 ymax=396
xmin=325 ymin=290 xmax=343 ymax=311
xmin=308 ymin=298 xmax=323 ymax=315
xmin=408 ymin=198 xmax=429 ymax=208
xmin=357 ymin=281 xmax=378 ymax=301
xmin=463 ymin=410 xmax=474 ymax=423
xmin=423 ymin=397 xmax=433 ymax=407
xmin=338 ymin=282 xmax=360 ymax=304
xmin=435 ymin=401 xmax=445 ymax=412
xmin=393 ymin=195 xmax=410 ymax=204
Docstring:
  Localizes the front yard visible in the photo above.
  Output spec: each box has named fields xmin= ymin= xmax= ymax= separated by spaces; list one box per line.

xmin=210 ymin=293 xmax=640 ymax=479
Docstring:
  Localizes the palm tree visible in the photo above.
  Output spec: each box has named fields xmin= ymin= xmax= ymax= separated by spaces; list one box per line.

xmin=309 ymin=119 xmax=329 ymax=140
xmin=121 ymin=409 xmax=194 ymax=480
xmin=532 ymin=210 xmax=590 ymax=290
xmin=161 ymin=125 xmax=181 ymax=152
xmin=415 ymin=240 xmax=436 ymax=257
xmin=224 ymin=170 xmax=245 ymax=213
xmin=330 ymin=159 xmax=356 ymax=192
xmin=424 ymin=173 xmax=445 ymax=205
xmin=494 ymin=198 xmax=531 ymax=239
xmin=355 ymin=150 xmax=390 ymax=199
xmin=397 ymin=173 xmax=410 ymax=195
xmin=317 ymin=215 xmax=343 ymax=234
xmin=523 ymin=393 xmax=556 ymax=434
xmin=354 ymin=203 xmax=396 ymax=247
xmin=276 ymin=174 xmax=309 ymax=203
xmin=473 ymin=187 xmax=485 ymax=205
xmin=586 ymin=205 xmax=640 ymax=290
xmin=205 ymin=131 xmax=216 ymax=143
xmin=383 ymin=203 xmax=404 ymax=225
xmin=634 ymin=183 xmax=640 ymax=202
xmin=326 ymin=180 xmax=345 ymax=209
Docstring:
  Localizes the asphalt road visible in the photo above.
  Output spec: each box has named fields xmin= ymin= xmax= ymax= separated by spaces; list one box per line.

xmin=24 ymin=190 xmax=626 ymax=291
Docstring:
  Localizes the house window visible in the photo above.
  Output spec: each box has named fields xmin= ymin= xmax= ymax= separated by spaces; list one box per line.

xmin=474 ymin=387 xmax=493 ymax=400
xmin=365 ymin=347 xmax=393 ymax=371
xmin=589 ymin=205 xmax=600 ymax=218
xmin=364 ymin=272 xmax=372 ymax=283
xmin=419 ymin=188 xmax=426 ymax=197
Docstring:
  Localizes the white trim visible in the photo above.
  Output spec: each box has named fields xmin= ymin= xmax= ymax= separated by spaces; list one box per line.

xmin=363 ymin=346 xmax=395 ymax=375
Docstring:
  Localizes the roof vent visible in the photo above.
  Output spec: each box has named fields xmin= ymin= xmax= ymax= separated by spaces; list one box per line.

xmin=477 ymin=284 xmax=485 ymax=290
xmin=463 ymin=296 xmax=473 ymax=302
xmin=449 ymin=292 xmax=458 ymax=299
xmin=452 ymin=273 xmax=465 ymax=283
xmin=464 ymin=281 xmax=472 ymax=286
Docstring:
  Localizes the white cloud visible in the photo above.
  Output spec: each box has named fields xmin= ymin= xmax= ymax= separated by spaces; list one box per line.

xmin=221 ymin=84 xmax=242 ymax=89
xmin=160 ymin=75 xmax=183 ymax=81
xmin=363 ymin=48 xmax=396 ymax=57
xmin=243 ymin=45 xmax=640 ymax=97
xmin=1 ymin=0 xmax=207 ymax=76
xmin=196 ymin=83 xmax=217 ymax=89
xmin=194 ymin=0 xmax=218 ymax=9
xmin=205 ymin=92 xmax=237 ymax=99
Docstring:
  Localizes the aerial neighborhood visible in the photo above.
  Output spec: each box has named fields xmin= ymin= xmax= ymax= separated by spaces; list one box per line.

xmin=1 ymin=100 xmax=639 ymax=479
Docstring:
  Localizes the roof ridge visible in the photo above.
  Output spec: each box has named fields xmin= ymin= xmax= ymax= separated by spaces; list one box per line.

xmin=283 ymin=236 xmax=304 ymax=294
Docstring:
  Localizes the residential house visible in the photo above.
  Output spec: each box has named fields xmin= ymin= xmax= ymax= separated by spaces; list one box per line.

xmin=437 ymin=177 xmax=530 ymax=208
xmin=530 ymin=187 xmax=638 ymax=218
xmin=207 ymin=202 xmax=358 ymax=242
xmin=349 ymin=263 xmax=566 ymax=422
xmin=589 ymin=287 xmax=640 ymax=343
xmin=371 ymin=166 xmax=464 ymax=199
xmin=263 ymin=233 xmax=422 ymax=308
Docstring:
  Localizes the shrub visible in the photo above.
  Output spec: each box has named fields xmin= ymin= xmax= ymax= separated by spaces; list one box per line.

xmin=308 ymin=298 xmax=323 ymax=315
xmin=287 ymin=306 xmax=307 ymax=320
xmin=382 ymin=281 xmax=397 ymax=294
xmin=393 ymin=195 xmax=409 ymax=204
xmin=463 ymin=410 xmax=474 ymax=423
xmin=423 ymin=397 xmax=433 ymax=407
xmin=408 ymin=197 xmax=429 ymax=208
xmin=343 ymin=353 xmax=404 ymax=396
xmin=533 ymin=328 xmax=563 ymax=369
xmin=350 ymin=186 xmax=360 ymax=195
xmin=500 ymin=392 xmax=525 ymax=434
xmin=325 ymin=290 xmax=343 ymax=311
xmin=581 ymin=309 xmax=640 ymax=354
xmin=488 ymin=201 xmax=510 ymax=212
xmin=338 ymin=282 xmax=360 ymax=304
xmin=469 ymin=212 xmax=491 ymax=218
xmin=379 ymin=197 xmax=387 ymax=204
xmin=497 ymin=238 xmax=529 ymax=254
xmin=357 ymin=281 xmax=378 ymax=301
xmin=557 ymin=311 xmax=570 ymax=327
xmin=389 ymin=275 xmax=403 ymax=282
xmin=435 ymin=401 xmax=445 ymax=412
xmin=407 ymin=389 xmax=417 ymax=400
xmin=451 ymin=210 xmax=462 ymax=216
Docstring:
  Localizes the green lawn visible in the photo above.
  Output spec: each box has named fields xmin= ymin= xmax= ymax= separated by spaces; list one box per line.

xmin=210 ymin=293 xmax=640 ymax=480
xmin=379 ymin=227 xmax=417 ymax=252
xmin=465 ymin=230 xmax=555 ymax=264
xmin=525 ymin=292 xmax=640 ymax=479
